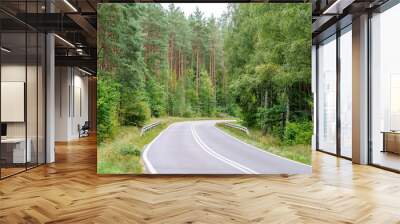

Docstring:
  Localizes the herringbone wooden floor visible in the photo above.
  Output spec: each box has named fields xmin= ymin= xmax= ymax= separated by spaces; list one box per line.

xmin=1 ymin=136 xmax=400 ymax=224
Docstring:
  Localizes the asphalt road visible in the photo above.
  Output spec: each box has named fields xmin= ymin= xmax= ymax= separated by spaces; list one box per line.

xmin=142 ymin=120 xmax=312 ymax=174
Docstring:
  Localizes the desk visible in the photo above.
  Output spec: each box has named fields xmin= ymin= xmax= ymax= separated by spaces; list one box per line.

xmin=382 ymin=131 xmax=400 ymax=155
xmin=1 ymin=138 xmax=31 ymax=164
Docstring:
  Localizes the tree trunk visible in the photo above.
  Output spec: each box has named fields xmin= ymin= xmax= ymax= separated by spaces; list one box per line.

xmin=285 ymin=89 xmax=290 ymax=123
xmin=181 ymin=55 xmax=184 ymax=78
xmin=168 ymin=38 xmax=172 ymax=75
xmin=196 ymin=50 xmax=199 ymax=96
xmin=212 ymin=46 xmax=216 ymax=87
xmin=264 ymin=89 xmax=268 ymax=107
xmin=209 ymin=48 xmax=212 ymax=78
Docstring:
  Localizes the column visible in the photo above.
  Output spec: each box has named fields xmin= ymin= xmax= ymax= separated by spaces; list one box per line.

xmin=352 ymin=14 xmax=369 ymax=164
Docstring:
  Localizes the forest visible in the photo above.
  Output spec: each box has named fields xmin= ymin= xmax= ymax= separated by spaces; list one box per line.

xmin=97 ymin=3 xmax=312 ymax=146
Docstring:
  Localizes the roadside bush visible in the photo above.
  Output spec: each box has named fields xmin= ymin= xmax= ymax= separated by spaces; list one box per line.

xmin=119 ymin=144 xmax=141 ymax=157
xmin=256 ymin=105 xmax=286 ymax=135
xmin=215 ymin=107 xmax=229 ymax=118
xmin=121 ymin=100 xmax=151 ymax=127
xmin=146 ymin=76 xmax=166 ymax=117
xmin=283 ymin=121 xmax=312 ymax=145
xmin=97 ymin=73 xmax=120 ymax=143
xmin=183 ymin=106 xmax=195 ymax=117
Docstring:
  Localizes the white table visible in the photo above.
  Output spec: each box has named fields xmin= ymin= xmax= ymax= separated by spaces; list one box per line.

xmin=1 ymin=138 xmax=31 ymax=163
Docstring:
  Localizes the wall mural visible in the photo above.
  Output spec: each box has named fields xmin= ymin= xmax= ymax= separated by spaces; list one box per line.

xmin=97 ymin=3 xmax=312 ymax=174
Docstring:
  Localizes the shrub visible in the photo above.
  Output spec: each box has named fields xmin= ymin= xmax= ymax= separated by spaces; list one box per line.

xmin=256 ymin=105 xmax=286 ymax=136
xmin=97 ymin=73 xmax=120 ymax=143
xmin=183 ymin=106 xmax=195 ymax=117
xmin=146 ymin=77 xmax=166 ymax=117
xmin=283 ymin=121 xmax=312 ymax=145
xmin=119 ymin=144 xmax=141 ymax=157
xmin=121 ymin=100 xmax=151 ymax=127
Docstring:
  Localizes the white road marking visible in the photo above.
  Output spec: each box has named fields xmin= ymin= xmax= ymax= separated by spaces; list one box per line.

xmin=142 ymin=123 xmax=175 ymax=174
xmin=191 ymin=125 xmax=259 ymax=174
xmin=214 ymin=124 xmax=312 ymax=168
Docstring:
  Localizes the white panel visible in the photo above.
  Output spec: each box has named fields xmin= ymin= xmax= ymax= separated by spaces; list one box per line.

xmin=1 ymin=82 xmax=25 ymax=122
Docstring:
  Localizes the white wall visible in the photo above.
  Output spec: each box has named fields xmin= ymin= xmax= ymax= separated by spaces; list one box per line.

xmin=55 ymin=67 xmax=89 ymax=141
xmin=1 ymin=65 xmax=40 ymax=137
xmin=1 ymin=63 xmax=46 ymax=164
xmin=55 ymin=66 xmax=70 ymax=141
xmin=72 ymin=72 xmax=89 ymax=138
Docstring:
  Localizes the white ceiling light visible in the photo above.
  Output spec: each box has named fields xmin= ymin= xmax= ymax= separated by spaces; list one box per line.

xmin=63 ymin=0 xmax=78 ymax=12
xmin=54 ymin=34 xmax=75 ymax=48
xmin=76 ymin=48 xmax=85 ymax=55
xmin=1 ymin=47 xmax=11 ymax=53
xmin=78 ymin=67 xmax=93 ymax=76
xmin=323 ymin=0 xmax=355 ymax=15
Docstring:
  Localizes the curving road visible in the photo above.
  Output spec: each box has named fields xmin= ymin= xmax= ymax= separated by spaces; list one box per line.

xmin=142 ymin=120 xmax=311 ymax=174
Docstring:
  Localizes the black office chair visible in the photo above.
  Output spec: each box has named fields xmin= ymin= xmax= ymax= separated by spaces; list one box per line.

xmin=79 ymin=121 xmax=90 ymax=138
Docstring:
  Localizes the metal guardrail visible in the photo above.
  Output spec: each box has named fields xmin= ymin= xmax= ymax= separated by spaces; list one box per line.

xmin=223 ymin=122 xmax=250 ymax=135
xmin=140 ymin=121 xmax=161 ymax=136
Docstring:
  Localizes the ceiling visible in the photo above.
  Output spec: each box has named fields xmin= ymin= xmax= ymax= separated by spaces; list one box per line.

xmin=0 ymin=0 xmax=98 ymax=74
xmin=311 ymin=0 xmax=391 ymax=43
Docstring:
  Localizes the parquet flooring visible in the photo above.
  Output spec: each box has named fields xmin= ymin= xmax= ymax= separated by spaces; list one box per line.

xmin=1 ymin=135 xmax=400 ymax=223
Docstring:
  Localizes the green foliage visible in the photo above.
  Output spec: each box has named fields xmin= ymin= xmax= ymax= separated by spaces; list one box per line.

xmin=225 ymin=4 xmax=312 ymax=141
xmin=97 ymin=73 xmax=120 ymax=143
xmin=98 ymin=3 xmax=148 ymax=141
xmin=256 ymin=105 xmax=285 ymax=135
xmin=121 ymin=100 xmax=151 ymax=127
xmin=230 ymin=74 xmax=259 ymax=126
xmin=283 ymin=121 xmax=313 ymax=145
xmin=184 ymin=70 xmax=199 ymax=115
xmin=199 ymin=71 xmax=216 ymax=117
xmin=119 ymin=144 xmax=141 ymax=157
xmin=174 ymin=79 xmax=187 ymax=116
xmin=146 ymin=77 xmax=166 ymax=117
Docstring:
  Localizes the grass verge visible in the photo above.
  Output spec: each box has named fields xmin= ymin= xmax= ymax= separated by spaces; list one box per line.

xmin=97 ymin=116 xmax=231 ymax=174
xmin=216 ymin=123 xmax=311 ymax=165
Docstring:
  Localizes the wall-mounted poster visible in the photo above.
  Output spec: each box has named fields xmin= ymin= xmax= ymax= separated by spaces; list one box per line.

xmin=97 ymin=3 xmax=312 ymax=174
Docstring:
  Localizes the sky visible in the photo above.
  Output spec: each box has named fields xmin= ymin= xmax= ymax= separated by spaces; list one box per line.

xmin=160 ymin=3 xmax=228 ymax=18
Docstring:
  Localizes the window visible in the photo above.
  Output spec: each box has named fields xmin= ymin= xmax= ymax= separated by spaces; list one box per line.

xmin=339 ymin=26 xmax=352 ymax=158
xmin=317 ymin=35 xmax=337 ymax=154
xmin=370 ymin=3 xmax=400 ymax=171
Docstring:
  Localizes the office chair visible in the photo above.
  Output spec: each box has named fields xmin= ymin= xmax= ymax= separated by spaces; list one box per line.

xmin=79 ymin=121 xmax=90 ymax=138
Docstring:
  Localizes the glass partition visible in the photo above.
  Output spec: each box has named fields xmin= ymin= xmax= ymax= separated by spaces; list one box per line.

xmin=370 ymin=3 xmax=400 ymax=171
xmin=1 ymin=31 xmax=28 ymax=177
xmin=0 ymin=1 xmax=46 ymax=179
xmin=339 ymin=26 xmax=352 ymax=158
xmin=317 ymin=35 xmax=337 ymax=154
